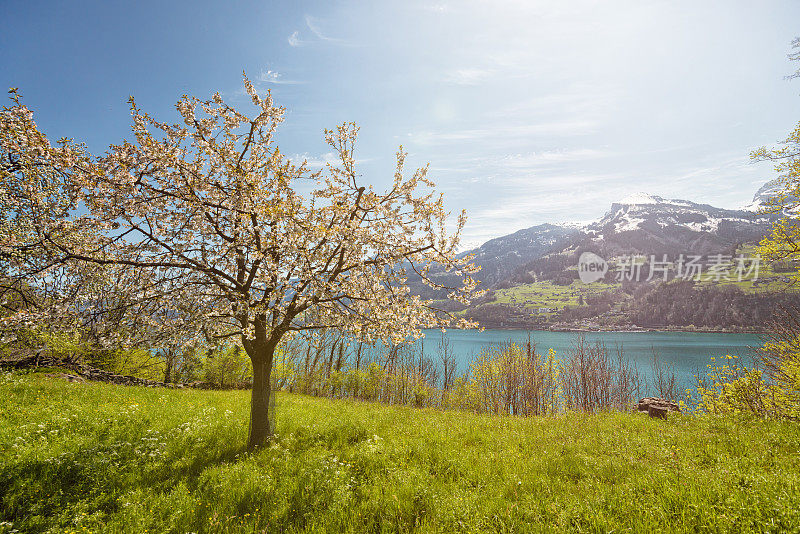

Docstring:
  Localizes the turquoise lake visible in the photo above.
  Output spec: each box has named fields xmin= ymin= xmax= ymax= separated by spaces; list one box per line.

xmin=413 ymin=329 xmax=763 ymax=395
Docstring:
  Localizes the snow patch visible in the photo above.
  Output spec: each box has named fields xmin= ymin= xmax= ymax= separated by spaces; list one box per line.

xmin=615 ymin=216 xmax=645 ymax=232
xmin=554 ymin=220 xmax=591 ymax=230
xmin=685 ymin=218 xmax=721 ymax=232
xmin=617 ymin=192 xmax=660 ymax=205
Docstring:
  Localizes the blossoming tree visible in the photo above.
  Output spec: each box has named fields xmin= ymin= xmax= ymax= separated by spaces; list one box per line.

xmin=0 ymin=79 xmax=480 ymax=449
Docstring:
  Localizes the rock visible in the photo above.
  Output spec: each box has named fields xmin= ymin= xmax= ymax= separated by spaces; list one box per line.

xmin=43 ymin=373 xmax=85 ymax=383
xmin=187 ymin=381 xmax=218 ymax=390
xmin=3 ymin=355 xmax=247 ymax=390
xmin=636 ymin=397 xmax=680 ymax=419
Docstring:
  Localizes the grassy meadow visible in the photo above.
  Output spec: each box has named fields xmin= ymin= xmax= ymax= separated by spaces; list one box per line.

xmin=1 ymin=371 xmax=800 ymax=533
xmin=491 ymin=280 xmax=609 ymax=313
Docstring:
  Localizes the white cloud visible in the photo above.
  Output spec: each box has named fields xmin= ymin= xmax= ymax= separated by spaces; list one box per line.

xmin=305 ymin=15 xmax=347 ymax=44
xmin=287 ymin=30 xmax=304 ymax=47
xmin=259 ymin=69 xmax=303 ymax=85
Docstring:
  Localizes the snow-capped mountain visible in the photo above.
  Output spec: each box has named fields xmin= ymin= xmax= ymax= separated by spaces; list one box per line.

xmin=587 ymin=192 xmax=777 ymax=251
xmin=461 ymin=223 xmax=580 ymax=286
xmin=410 ymin=180 xmax=791 ymax=298
xmin=597 ymin=193 xmax=729 ymax=233
xmin=463 ymin=181 xmax=789 ymax=289
xmin=742 ymin=178 xmax=799 ymax=213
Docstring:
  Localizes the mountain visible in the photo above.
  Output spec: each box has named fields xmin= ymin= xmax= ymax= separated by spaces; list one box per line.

xmin=743 ymin=178 xmax=799 ymax=213
xmin=456 ymin=180 xmax=800 ymax=330
xmin=461 ymin=223 xmax=580 ymax=286
xmin=578 ymin=192 xmax=778 ymax=258
xmin=405 ymin=223 xmax=579 ymax=300
xmin=412 ymin=180 xmax=793 ymax=318
xmin=460 ymin=186 xmax=782 ymax=290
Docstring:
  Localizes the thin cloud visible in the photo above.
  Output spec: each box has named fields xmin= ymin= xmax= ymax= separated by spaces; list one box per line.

xmin=408 ymin=120 xmax=598 ymax=146
xmin=289 ymin=152 xmax=375 ymax=168
xmin=429 ymin=149 xmax=613 ymax=183
xmin=456 ymin=150 xmax=771 ymax=246
xmin=460 ymin=185 xmax=631 ymax=247
xmin=291 ymin=152 xmax=339 ymax=168
xmin=287 ymin=16 xmax=350 ymax=47
xmin=259 ymin=69 xmax=303 ymax=85
xmin=421 ymin=3 xmax=449 ymax=13
xmin=669 ymin=155 xmax=752 ymax=184
xmin=443 ymin=68 xmax=496 ymax=86
xmin=493 ymin=148 xmax=612 ymax=168
xmin=305 ymin=15 xmax=347 ymax=44
xmin=492 ymin=86 xmax=617 ymax=119
xmin=287 ymin=31 xmax=307 ymax=47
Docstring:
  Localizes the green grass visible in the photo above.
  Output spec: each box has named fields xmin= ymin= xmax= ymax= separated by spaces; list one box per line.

xmin=2 ymin=372 xmax=800 ymax=533
xmin=492 ymin=280 xmax=613 ymax=313
xmin=694 ymin=261 xmax=798 ymax=292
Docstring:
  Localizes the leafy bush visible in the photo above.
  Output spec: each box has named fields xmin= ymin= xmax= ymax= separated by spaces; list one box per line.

xmin=687 ymin=355 xmax=770 ymax=415
xmin=202 ymin=346 xmax=252 ymax=389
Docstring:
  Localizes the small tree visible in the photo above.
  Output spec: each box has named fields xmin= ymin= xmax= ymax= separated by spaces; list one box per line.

xmin=751 ymin=120 xmax=800 ymax=267
xmin=739 ymin=38 xmax=800 ymax=419
xmin=753 ymin=37 xmax=800 ymax=268
xmin=0 ymin=78 xmax=480 ymax=449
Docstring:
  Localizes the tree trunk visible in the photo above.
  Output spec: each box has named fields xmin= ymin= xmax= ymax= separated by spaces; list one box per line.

xmin=247 ymin=344 xmax=275 ymax=450
xmin=163 ymin=350 xmax=173 ymax=384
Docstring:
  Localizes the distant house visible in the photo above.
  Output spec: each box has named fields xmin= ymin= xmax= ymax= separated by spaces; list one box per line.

xmin=537 ymin=307 xmax=556 ymax=313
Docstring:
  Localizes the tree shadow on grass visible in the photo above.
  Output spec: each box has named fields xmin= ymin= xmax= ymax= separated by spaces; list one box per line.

xmin=0 ymin=438 xmax=248 ymax=529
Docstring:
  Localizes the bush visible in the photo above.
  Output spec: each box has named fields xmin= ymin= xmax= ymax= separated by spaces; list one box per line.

xmin=467 ymin=341 xmax=560 ymax=416
xmin=203 ymin=345 xmax=252 ymax=388
xmin=758 ymin=307 xmax=800 ymax=419
xmin=687 ymin=355 xmax=770 ymax=415
xmin=688 ymin=307 xmax=800 ymax=419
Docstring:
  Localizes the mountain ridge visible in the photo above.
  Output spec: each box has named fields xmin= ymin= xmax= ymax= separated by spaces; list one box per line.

xmin=459 ymin=180 xmax=785 ymax=288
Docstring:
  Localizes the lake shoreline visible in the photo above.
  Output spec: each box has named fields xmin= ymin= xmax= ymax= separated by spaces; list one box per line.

xmin=547 ymin=326 xmax=764 ymax=335
xmin=467 ymin=325 xmax=765 ymax=335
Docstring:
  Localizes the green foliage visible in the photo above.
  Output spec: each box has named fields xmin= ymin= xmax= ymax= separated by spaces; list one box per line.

xmin=686 ymin=355 xmax=770 ymax=415
xmin=2 ymin=374 xmax=800 ymax=532
xmin=685 ymin=305 xmax=800 ymax=420
xmin=277 ymin=337 xmax=654 ymax=416
xmin=202 ymin=346 xmax=252 ymax=389
xmin=753 ymin=120 xmax=800 ymax=272
xmin=759 ymin=313 xmax=800 ymax=420
xmin=100 ymin=349 xmax=165 ymax=381
xmin=1 ymin=327 xmax=167 ymax=381
xmin=2 ymin=328 xmax=89 ymax=361
xmin=466 ymin=344 xmax=561 ymax=415
xmin=686 ymin=352 xmax=800 ymax=420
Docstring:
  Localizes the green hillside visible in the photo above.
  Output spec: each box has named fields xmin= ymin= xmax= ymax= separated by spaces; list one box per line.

xmin=492 ymin=280 xmax=612 ymax=312
xmin=466 ymin=245 xmax=800 ymax=329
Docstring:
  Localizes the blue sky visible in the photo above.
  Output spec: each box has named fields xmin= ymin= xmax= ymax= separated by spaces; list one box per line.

xmin=2 ymin=0 xmax=799 ymax=248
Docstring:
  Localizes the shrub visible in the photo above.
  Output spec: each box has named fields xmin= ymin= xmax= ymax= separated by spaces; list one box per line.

xmin=688 ymin=355 xmax=770 ymax=415
xmin=759 ymin=307 xmax=800 ymax=419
